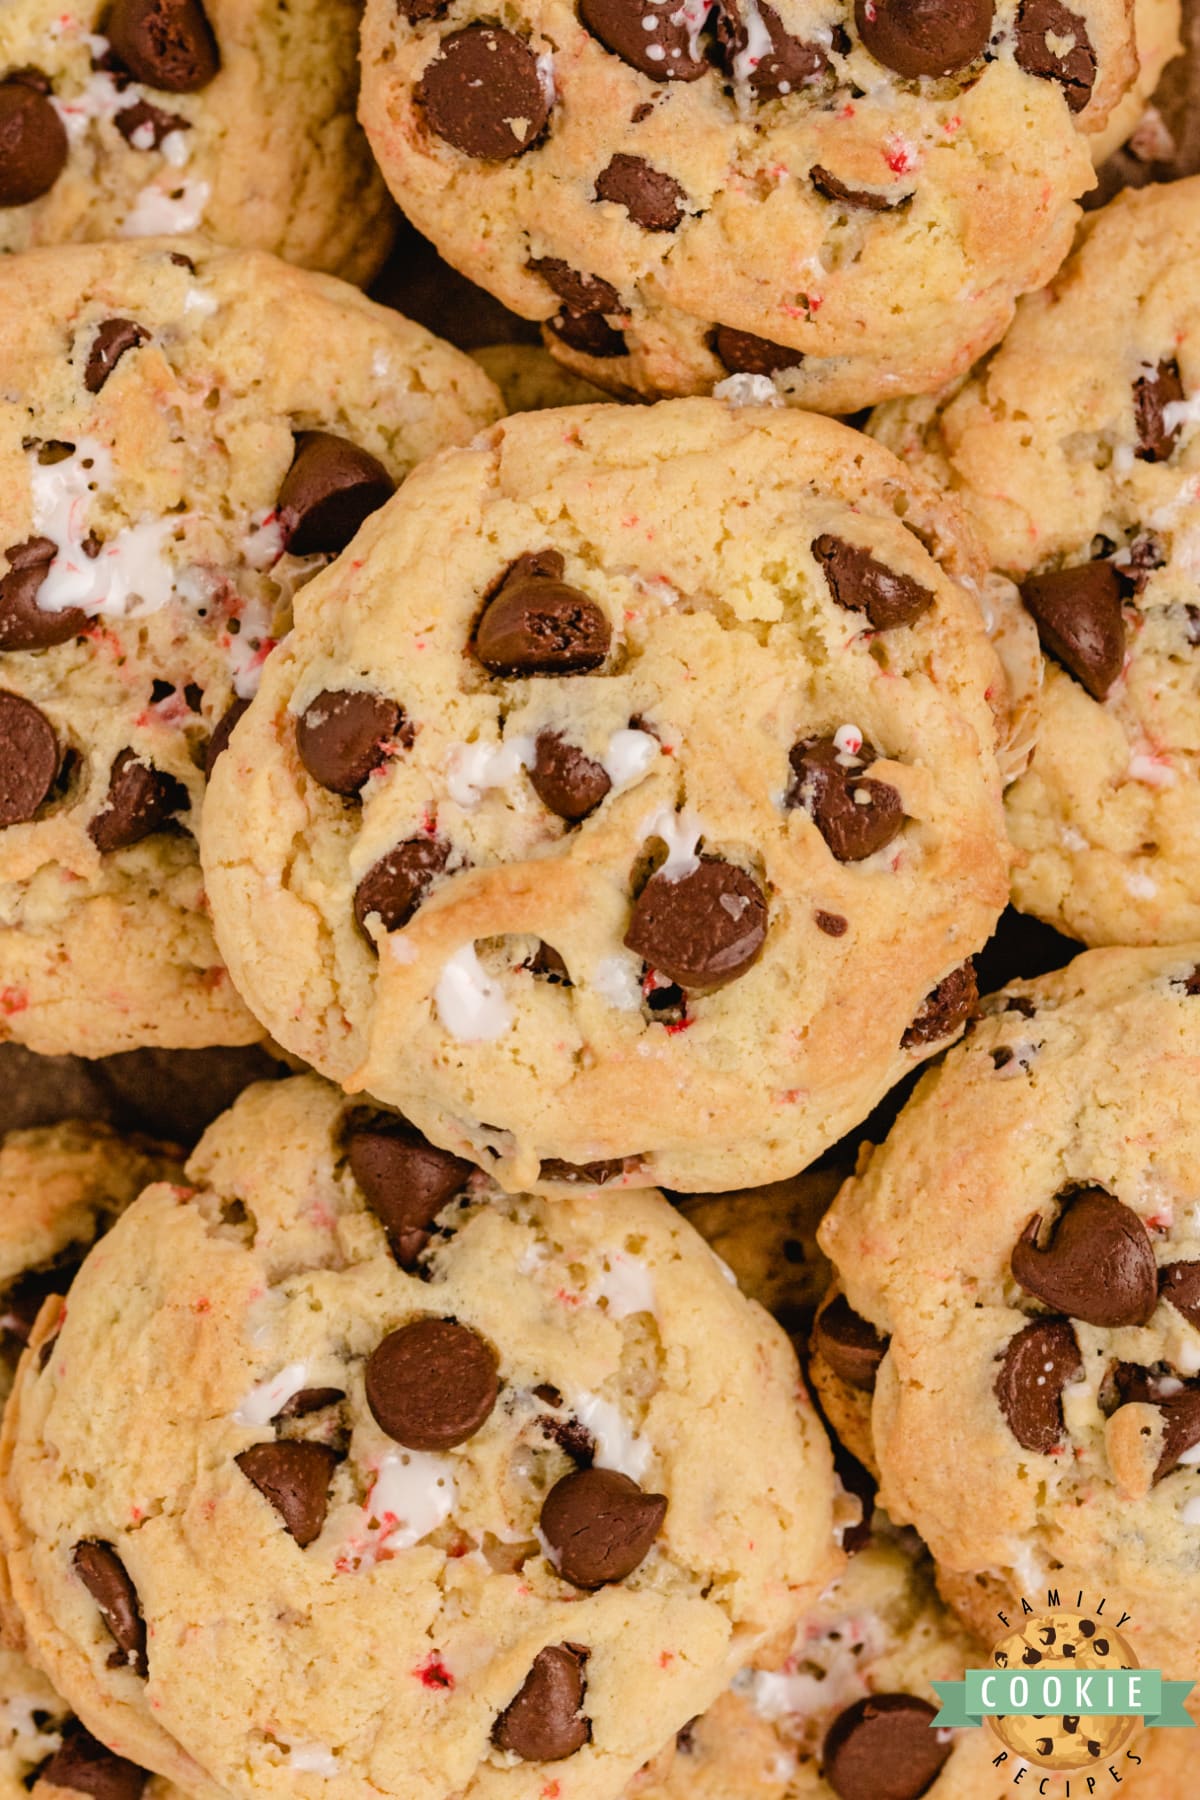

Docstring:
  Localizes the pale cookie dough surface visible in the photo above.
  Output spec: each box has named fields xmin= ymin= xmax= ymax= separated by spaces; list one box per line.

xmin=673 ymin=1170 xmax=842 ymax=1338
xmin=0 ymin=1074 xmax=838 ymax=1800
xmin=819 ymin=945 xmax=1200 ymax=1680
xmin=360 ymin=0 xmax=1136 ymax=414
xmin=871 ymin=178 xmax=1200 ymax=946
xmin=0 ymin=238 xmax=501 ymax=1058
xmin=0 ymin=0 xmax=394 ymax=286
xmin=201 ymin=397 xmax=1010 ymax=1194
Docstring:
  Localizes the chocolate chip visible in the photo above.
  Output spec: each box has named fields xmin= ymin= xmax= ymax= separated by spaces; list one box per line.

xmin=38 ymin=1721 xmax=150 ymax=1800
xmin=1150 ymin=1389 xmax=1200 ymax=1482
xmin=88 ymin=750 xmax=188 ymax=853
xmin=397 ymin=0 xmax=447 ymax=18
xmin=114 ymin=97 xmax=190 ymax=148
xmin=0 ymin=538 xmax=87 ymax=650
xmin=0 ymin=692 xmax=61 ymax=827
xmin=810 ymin=165 xmax=905 ymax=210
xmin=625 ymin=857 xmax=767 ymax=990
xmin=235 ymin=1441 xmax=338 ymax=1547
xmin=541 ymin=1467 xmax=666 ymax=1588
xmin=0 ymin=75 xmax=69 ymax=207
xmin=105 ymin=0 xmax=220 ymax=91
xmin=813 ymin=1293 xmax=889 ymax=1391
xmin=901 ymin=962 xmax=978 ymax=1047
xmin=786 ymin=735 xmax=903 ymax=862
xmin=493 ymin=1645 xmax=591 ymax=1761
xmin=295 ymin=689 xmax=404 ymax=795
xmin=365 ymin=1318 xmax=498 ymax=1450
xmin=526 ymin=942 xmax=570 ymax=982
xmin=823 ymin=1696 xmax=950 ymax=1799
xmin=595 ymin=154 xmax=686 ymax=231
xmin=348 ymin=1119 xmax=472 ymax=1268
xmin=539 ymin=1410 xmax=596 ymax=1463
xmin=716 ymin=1 xmax=828 ymax=96
xmin=813 ymin=535 xmax=933 ymax=631
xmin=530 ymin=259 xmax=621 ymax=314
xmin=73 ymin=1541 xmax=147 ymax=1677
xmin=1160 ymin=1261 xmax=1200 ymax=1330
xmin=1133 ymin=358 xmax=1185 ymax=463
xmin=580 ymin=0 xmax=709 ymax=77
xmin=995 ymin=1318 xmax=1081 ymax=1454
xmin=548 ymin=309 xmax=628 ymax=358
xmin=276 ymin=432 xmax=394 ymax=558
xmin=354 ymin=837 xmax=450 ymax=937
xmin=855 ymin=0 xmax=993 ymax=76
xmin=1119 ymin=531 xmax=1165 ymax=593
xmin=474 ymin=553 xmax=610 ymax=676
xmin=275 ymin=1387 xmax=345 ymax=1419
xmin=816 ymin=909 xmax=848 ymax=936
xmin=418 ymin=27 xmax=550 ymax=160
xmin=204 ymin=696 xmax=250 ymax=778
xmin=530 ymin=733 xmax=612 ymax=822
xmin=1011 ymin=1188 xmax=1157 ymax=1328
xmin=539 ymin=1158 xmax=629 ymax=1184
xmin=1019 ymin=561 xmax=1125 ymax=700
xmin=83 ymin=320 xmax=149 ymax=394
xmin=1014 ymin=0 xmax=1095 ymax=111
xmin=713 ymin=326 xmax=802 ymax=376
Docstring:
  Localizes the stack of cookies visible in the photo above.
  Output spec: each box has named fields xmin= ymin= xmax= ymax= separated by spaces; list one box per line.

xmin=0 ymin=0 xmax=1199 ymax=1796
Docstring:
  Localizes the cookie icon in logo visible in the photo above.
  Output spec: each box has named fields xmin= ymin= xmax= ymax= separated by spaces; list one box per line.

xmin=987 ymin=1612 xmax=1140 ymax=1772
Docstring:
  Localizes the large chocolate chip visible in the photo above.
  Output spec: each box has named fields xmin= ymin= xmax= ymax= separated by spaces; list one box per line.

xmin=1014 ymin=0 xmax=1096 ymax=111
xmin=716 ymin=1 xmax=828 ymax=97
xmin=295 ymin=689 xmax=404 ymax=795
xmin=786 ymin=735 xmax=902 ymax=862
xmin=105 ymin=0 xmax=219 ymax=90
xmin=855 ymin=0 xmax=992 ymax=76
xmin=354 ymin=838 xmax=451 ymax=936
xmin=474 ymin=553 xmax=610 ymax=676
xmin=625 ymin=857 xmax=767 ymax=990
xmin=418 ymin=27 xmax=550 ymax=160
xmin=73 ymin=1541 xmax=148 ymax=1677
xmin=595 ymin=154 xmax=686 ymax=231
xmin=1151 ymin=1389 xmax=1200 ymax=1482
xmin=114 ymin=97 xmax=190 ymax=148
xmin=1133 ymin=359 xmax=1185 ymax=463
xmin=810 ymin=165 xmax=905 ymax=211
xmin=995 ymin=1318 xmax=1082 ymax=1454
xmin=530 ymin=733 xmax=612 ymax=822
xmin=83 ymin=320 xmax=149 ymax=394
xmin=530 ymin=259 xmax=621 ymax=314
xmin=39 ymin=1721 xmax=150 ymax=1800
xmin=0 ymin=75 xmax=69 ymax=208
xmin=901 ymin=962 xmax=977 ymax=1047
xmin=1019 ymin=561 xmax=1124 ymax=701
xmin=366 ymin=1318 xmax=498 ymax=1449
xmin=580 ymin=0 xmax=708 ymax=79
xmin=347 ymin=1118 xmax=473 ymax=1268
xmin=493 ymin=1645 xmax=591 ymax=1761
xmin=235 ymin=1441 xmax=338 ymax=1548
xmin=813 ymin=535 xmax=933 ymax=631
xmin=714 ymin=326 xmax=802 ymax=376
xmin=88 ymin=749 xmax=187 ymax=853
xmin=814 ymin=1294 xmax=889 ymax=1391
xmin=1160 ymin=1261 xmax=1200 ymax=1330
xmin=540 ymin=1467 xmax=667 ymax=1588
xmin=0 ymin=538 xmax=87 ymax=650
xmin=276 ymin=432 xmax=395 ymax=557
xmin=1011 ymin=1188 xmax=1157 ymax=1328
xmin=548 ymin=309 xmax=628 ymax=358
xmin=0 ymin=691 xmax=61 ymax=827
xmin=203 ymin=696 xmax=250 ymax=778
xmin=822 ymin=1694 xmax=951 ymax=1800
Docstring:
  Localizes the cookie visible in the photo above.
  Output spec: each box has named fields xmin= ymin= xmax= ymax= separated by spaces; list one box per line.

xmin=0 ymin=1642 xmax=184 ymax=1800
xmin=360 ymin=0 xmax=1139 ymax=414
xmin=470 ymin=344 xmax=614 ymax=413
xmin=0 ymin=0 xmax=394 ymax=284
xmin=0 ymin=238 xmax=501 ymax=1057
xmin=818 ymin=944 xmax=1200 ymax=1678
xmin=871 ymin=178 xmax=1200 ymax=947
xmin=202 ymin=397 xmax=1010 ymax=1193
xmin=1088 ymin=0 xmax=1182 ymax=167
xmin=672 ymin=1170 xmax=842 ymax=1338
xmin=0 ymin=1074 xmax=838 ymax=1800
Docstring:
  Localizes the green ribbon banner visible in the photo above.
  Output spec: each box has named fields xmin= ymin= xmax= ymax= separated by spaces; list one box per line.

xmin=931 ymin=1670 xmax=1195 ymax=1730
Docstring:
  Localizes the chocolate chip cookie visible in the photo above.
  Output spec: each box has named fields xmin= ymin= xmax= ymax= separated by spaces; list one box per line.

xmin=0 ymin=0 xmax=394 ymax=283
xmin=201 ymin=398 xmax=1010 ymax=1192
xmin=0 ymin=237 xmax=500 ymax=1057
xmin=673 ymin=1169 xmax=842 ymax=1340
xmin=0 ymin=1074 xmax=838 ymax=1800
xmin=0 ymin=1642 xmax=184 ymax=1800
xmin=872 ymin=177 xmax=1200 ymax=946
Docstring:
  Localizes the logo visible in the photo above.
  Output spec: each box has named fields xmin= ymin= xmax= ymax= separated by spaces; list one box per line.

xmin=930 ymin=1590 xmax=1194 ymax=1792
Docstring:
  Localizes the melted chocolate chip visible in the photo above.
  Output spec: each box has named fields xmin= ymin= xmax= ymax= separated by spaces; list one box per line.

xmin=396 ymin=0 xmax=448 ymax=18
xmin=580 ymin=0 xmax=709 ymax=79
xmin=354 ymin=837 xmax=450 ymax=937
xmin=625 ymin=856 xmax=767 ymax=989
xmin=539 ymin=1410 xmax=596 ymax=1463
xmin=114 ymin=97 xmax=190 ymax=148
xmin=530 ymin=732 xmax=612 ymax=822
xmin=275 ymin=1387 xmax=345 ymax=1419
xmin=1019 ymin=561 xmax=1125 ymax=700
xmin=813 ymin=535 xmax=934 ymax=631
xmin=295 ymin=690 xmax=404 ymax=795
xmin=38 ymin=1721 xmax=150 ymax=1800
xmin=0 ymin=692 xmax=60 ymax=827
xmin=530 ymin=259 xmax=621 ymax=314
xmin=277 ymin=432 xmax=395 ymax=557
xmin=1160 ymin=1261 xmax=1200 ymax=1330
xmin=474 ymin=553 xmax=610 ymax=676
xmin=1014 ymin=0 xmax=1096 ymax=111
xmin=73 ymin=1541 xmax=148 ymax=1677
xmin=203 ymin=696 xmax=250 ymax=778
xmin=235 ymin=1440 xmax=338 ymax=1547
xmin=814 ymin=1293 xmax=889 ymax=1391
xmin=366 ymin=1318 xmax=498 ymax=1450
xmin=88 ymin=750 xmax=187 ymax=853
xmin=526 ymin=942 xmax=571 ymax=982
xmin=105 ymin=0 xmax=220 ymax=91
xmin=901 ymin=962 xmax=978 ymax=1047
xmin=855 ymin=0 xmax=992 ymax=76
xmin=83 ymin=320 xmax=149 ymax=394
xmin=493 ymin=1645 xmax=591 ymax=1761
xmin=540 ymin=1466 xmax=667 ymax=1588
xmin=0 ymin=538 xmax=87 ymax=650
xmin=995 ymin=1318 xmax=1082 ymax=1454
xmin=418 ymin=27 xmax=551 ymax=160
xmin=716 ymin=0 xmax=828 ymax=96
xmin=548 ymin=309 xmax=628 ymax=358
xmin=1011 ymin=1188 xmax=1157 ymax=1327
xmin=595 ymin=154 xmax=686 ymax=230
xmin=0 ymin=74 xmax=69 ymax=207
xmin=347 ymin=1118 xmax=473 ymax=1269
xmin=1133 ymin=358 xmax=1185 ymax=463
xmin=822 ymin=1694 xmax=951 ymax=1800
xmin=810 ymin=165 xmax=906 ymax=210
xmin=713 ymin=325 xmax=802 ymax=376
xmin=786 ymin=735 xmax=902 ymax=862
